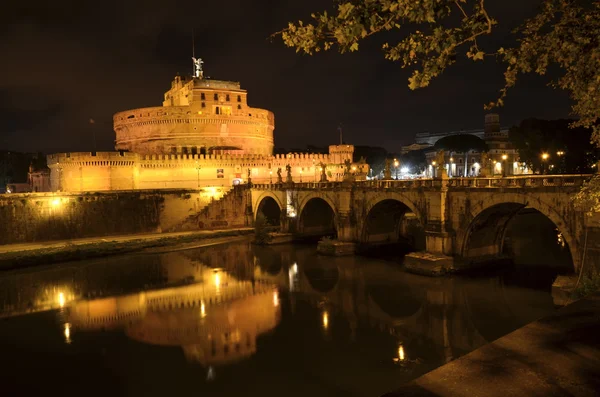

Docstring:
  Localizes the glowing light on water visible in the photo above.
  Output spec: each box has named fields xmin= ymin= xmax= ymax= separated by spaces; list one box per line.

xmin=64 ymin=323 xmax=71 ymax=344
xmin=58 ymin=292 xmax=66 ymax=308
xmin=322 ymin=311 xmax=329 ymax=330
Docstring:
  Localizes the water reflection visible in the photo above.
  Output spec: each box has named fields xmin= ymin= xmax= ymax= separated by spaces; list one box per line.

xmin=0 ymin=242 xmax=560 ymax=396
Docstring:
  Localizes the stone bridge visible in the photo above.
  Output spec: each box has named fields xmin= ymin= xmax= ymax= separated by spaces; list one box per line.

xmin=249 ymin=175 xmax=595 ymax=272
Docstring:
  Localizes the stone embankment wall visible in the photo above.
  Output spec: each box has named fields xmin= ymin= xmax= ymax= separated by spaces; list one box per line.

xmin=0 ymin=188 xmax=229 ymax=245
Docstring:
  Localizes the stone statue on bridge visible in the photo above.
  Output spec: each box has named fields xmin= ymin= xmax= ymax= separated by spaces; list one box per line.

xmin=319 ymin=162 xmax=328 ymax=182
xmin=479 ymin=151 xmax=490 ymax=177
xmin=384 ymin=159 xmax=392 ymax=180
xmin=436 ymin=150 xmax=448 ymax=179
xmin=247 ymin=168 xmax=252 ymax=185
xmin=276 ymin=167 xmax=283 ymax=184
xmin=285 ymin=164 xmax=293 ymax=183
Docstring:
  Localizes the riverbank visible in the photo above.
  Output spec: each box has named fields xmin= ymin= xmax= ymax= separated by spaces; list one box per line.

xmin=0 ymin=228 xmax=254 ymax=270
xmin=383 ymin=293 xmax=600 ymax=397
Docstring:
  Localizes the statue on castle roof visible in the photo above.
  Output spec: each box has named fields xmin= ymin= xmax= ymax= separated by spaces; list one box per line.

xmin=285 ymin=164 xmax=293 ymax=183
xmin=247 ymin=168 xmax=251 ymax=179
xmin=192 ymin=57 xmax=204 ymax=79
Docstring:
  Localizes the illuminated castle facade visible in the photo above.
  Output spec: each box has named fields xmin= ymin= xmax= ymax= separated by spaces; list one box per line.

xmin=47 ymin=63 xmax=362 ymax=192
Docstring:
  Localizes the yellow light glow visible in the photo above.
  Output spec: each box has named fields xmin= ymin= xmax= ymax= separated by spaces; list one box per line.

xmin=432 ymin=161 xmax=436 ymax=166
xmin=450 ymin=157 xmax=454 ymax=162
xmin=542 ymin=153 xmax=549 ymax=160
xmin=214 ymin=273 xmax=221 ymax=289
xmin=352 ymin=166 xmax=357 ymax=171
xmin=398 ymin=345 xmax=405 ymax=361
xmin=64 ymin=323 xmax=71 ymax=344
xmin=322 ymin=311 xmax=329 ymax=330
xmin=51 ymin=198 xmax=61 ymax=208
xmin=273 ymin=291 xmax=279 ymax=307
xmin=58 ymin=292 xmax=66 ymax=308
xmin=393 ymin=161 xmax=399 ymax=167
xmin=200 ymin=300 xmax=206 ymax=318
xmin=502 ymin=154 xmax=508 ymax=160
xmin=197 ymin=111 xmax=203 ymax=115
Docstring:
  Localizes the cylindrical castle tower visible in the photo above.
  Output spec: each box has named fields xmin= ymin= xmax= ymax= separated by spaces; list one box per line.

xmin=113 ymin=75 xmax=274 ymax=155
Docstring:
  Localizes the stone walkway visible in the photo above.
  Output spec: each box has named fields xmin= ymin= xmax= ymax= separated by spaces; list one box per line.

xmin=0 ymin=228 xmax=253 ymax=255
xmin=384 ymin=293 xmax=600 ymax=397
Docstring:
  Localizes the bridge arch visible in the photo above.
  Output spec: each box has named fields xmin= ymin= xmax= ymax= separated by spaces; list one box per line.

xmin=253 ymin=191 xmax=284 ymax=224
xmin=360 ymin=193 xmax=426 ymax=249
xmin=458 ymin=194 xmax=579 ymax=272
xmin=296 ymin=194 xmax=337 ymax=238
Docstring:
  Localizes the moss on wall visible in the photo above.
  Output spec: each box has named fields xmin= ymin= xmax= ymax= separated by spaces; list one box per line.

xmin=0 ymin=192 xmax=166 ymax=244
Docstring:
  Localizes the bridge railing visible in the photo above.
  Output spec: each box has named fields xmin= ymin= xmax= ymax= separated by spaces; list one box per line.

xmin=250 ymin=174 xmax=592 ymax=191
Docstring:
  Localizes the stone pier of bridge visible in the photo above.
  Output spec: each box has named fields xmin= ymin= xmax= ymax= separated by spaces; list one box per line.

xmin=249 ymin=174 xmax=598 ymax=274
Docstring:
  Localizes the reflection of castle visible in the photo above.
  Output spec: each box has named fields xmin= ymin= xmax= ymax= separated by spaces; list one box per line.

xmin=46 ymin=62 xmax=366 ymax=192
xmin=67 ymin=266 xmax=280 ymax=367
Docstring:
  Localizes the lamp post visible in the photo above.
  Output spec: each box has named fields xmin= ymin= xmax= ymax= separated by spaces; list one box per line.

xmin=556 ymin=151 xmax=565 ymax=173
xmin=394 ymin=159 xmax=399 ymax=179
xmin=431 ymin=161 xmax=437 ymax=178
xmin=449 ymin=157 xmax=454 ymax=177
xmin=541 ymin=153 xmax=549 ymax=174
xmin=501 ymin=154 xmax=508 ymax=177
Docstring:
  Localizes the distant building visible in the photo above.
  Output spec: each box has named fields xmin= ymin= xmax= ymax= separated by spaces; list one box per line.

xmin=403 ymin=114 xmax=530 ymax=177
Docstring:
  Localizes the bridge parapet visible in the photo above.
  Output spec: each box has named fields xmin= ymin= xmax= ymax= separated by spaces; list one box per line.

xmin=251 ymin=174 xmax=591 ymax=192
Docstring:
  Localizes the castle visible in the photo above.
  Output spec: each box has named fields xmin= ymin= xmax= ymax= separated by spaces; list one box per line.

xmin=48 ymin=60 xmax=363 ymax=192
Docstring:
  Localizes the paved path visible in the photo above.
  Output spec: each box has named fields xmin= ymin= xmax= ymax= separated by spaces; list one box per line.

xmin=384 ymin=293 xmax=600 ymax=397
xmin=0 ymin=228 xmax=253 ymax=255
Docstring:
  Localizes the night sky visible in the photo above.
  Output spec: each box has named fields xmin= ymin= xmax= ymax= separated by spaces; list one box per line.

xmin=1 ymin=0 xmax=573 ymax=154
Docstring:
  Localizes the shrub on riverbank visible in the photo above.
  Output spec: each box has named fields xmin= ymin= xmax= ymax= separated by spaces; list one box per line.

xmin=572 ymin=271 xmax=600 ymax=300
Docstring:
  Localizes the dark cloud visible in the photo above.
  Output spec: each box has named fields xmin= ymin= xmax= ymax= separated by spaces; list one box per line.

xmin=0 ymin=0 xmax=573 ymax=154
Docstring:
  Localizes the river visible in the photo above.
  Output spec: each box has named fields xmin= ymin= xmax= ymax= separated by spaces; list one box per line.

xmin=0 ymin=240 xmax=562 ymax=396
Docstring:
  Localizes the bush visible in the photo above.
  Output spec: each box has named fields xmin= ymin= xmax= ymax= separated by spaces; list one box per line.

xmin=571 ymin=271 xmax=600 ymax=300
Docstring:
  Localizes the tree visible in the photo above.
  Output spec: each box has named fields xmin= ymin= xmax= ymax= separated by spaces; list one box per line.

xmin=509 ymin=119 xmax=599 ymax=174
xmin=399 ymin=148 xmax=428 ymax=174
xmin=276 ymin=0 xmax=600 ymax=142
xmin=353 ymin=145 xmax=388 ymax=176
xmin=433 ymin=134 xmax=488 ymax=176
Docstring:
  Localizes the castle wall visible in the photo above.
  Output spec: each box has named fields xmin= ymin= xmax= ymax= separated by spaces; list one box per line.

xmin=0 ymin=189 xmax=225 ymax=245
xmin=46 ymin=150 xmax=360 ymax=193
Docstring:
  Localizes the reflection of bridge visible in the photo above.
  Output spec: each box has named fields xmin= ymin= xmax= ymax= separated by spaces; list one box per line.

xmin=251 ymin=247 xmax=556 ymax=364
xmin=250 ymin=175 xmax=593 ymax=271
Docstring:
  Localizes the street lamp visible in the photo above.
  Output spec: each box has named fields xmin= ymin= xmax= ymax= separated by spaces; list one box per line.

xmin=449 ymin=157 xmax=454 ymax=177
xmin=541 ymin=153 xmax=549 ymax=174
xmin=501 ymin=154 xmax=508 ymax=177
xmin=431 ymin=161 xmax=436 ymax=178
xmin=394 ymin=159 xmax=399 ymax=179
